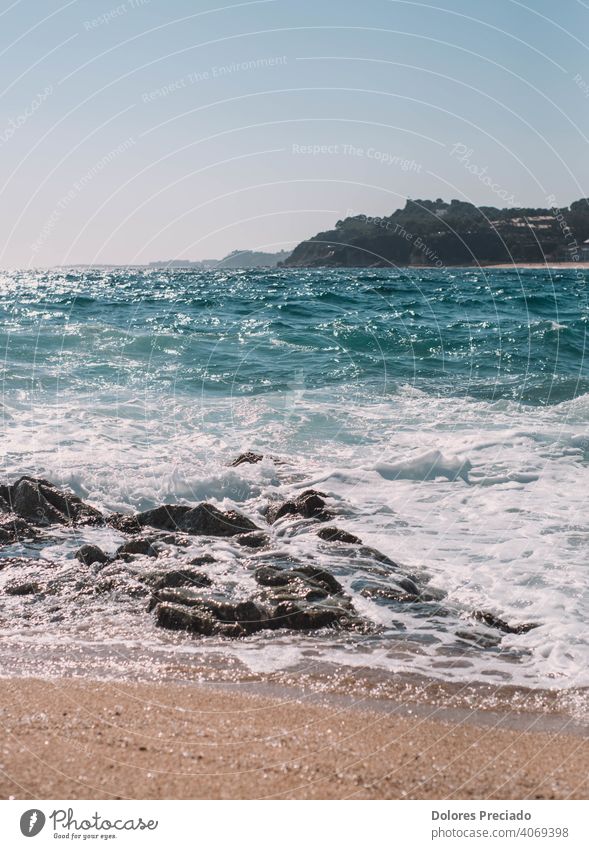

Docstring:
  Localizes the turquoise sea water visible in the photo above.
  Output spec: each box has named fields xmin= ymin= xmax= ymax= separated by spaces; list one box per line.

xmin=1 ymin=267 xmax=587 ymax=403
xmin=1 ymin=266 xmax=589 ymax=690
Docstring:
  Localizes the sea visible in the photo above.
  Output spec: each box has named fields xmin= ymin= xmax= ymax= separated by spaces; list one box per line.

xmin=1 ymin=266 xmax=588 ymax=695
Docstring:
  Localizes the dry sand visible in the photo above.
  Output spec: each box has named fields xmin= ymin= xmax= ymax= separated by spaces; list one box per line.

xmin=0 ymin=677 xmax=586 ymax=800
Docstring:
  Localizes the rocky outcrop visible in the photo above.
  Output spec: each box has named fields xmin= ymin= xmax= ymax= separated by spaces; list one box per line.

xmin=106 ymin=513 xmax=143 ymax=534
xmin=136 ymin=502 xmax=259 ymax=537
xmin=230 ymin=452 xmax=264 ymax=466
xmin=75 ymin=544 xmax=109 ymax=566
xmin=151 ymin=558 xmax=368 ymax=637
xmin=235 ymin=531 xmax=268 ymax=548
xmin=116 ymin=537 xmax=158 ymax=559
xmin=149 ymin=568 xmax=212 ymax=591
xmin=359 ymin=579 xmax=420 ymax=603
xmin=0 ymin=514 xmax=38 ymax=545
xmin=266 ymin=489 xmax=332 ymax=524
xmin=2 ymin=477 xmax=102 ymax=527
xmin=317 ymin=526 xmax=362 ymax=544
xmin=0 ymin=473 xmax=541 ymax=649
xmin=4 ymin=579 xmax=40 ymax=596
xmin=472 ymin=610 xmax=539 ymax=635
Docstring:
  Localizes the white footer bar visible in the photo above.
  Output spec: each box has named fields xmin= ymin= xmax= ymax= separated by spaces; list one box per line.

xmin=0 ymin=799 xmax=586 ymax=848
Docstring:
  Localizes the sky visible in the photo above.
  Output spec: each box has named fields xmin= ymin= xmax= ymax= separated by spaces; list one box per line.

xmin=0 ymin=0 xmax=588 ymax=266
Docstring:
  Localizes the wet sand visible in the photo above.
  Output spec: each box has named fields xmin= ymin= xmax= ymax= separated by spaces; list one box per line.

xmin=0 ymin=677 xmax=586 ymax=800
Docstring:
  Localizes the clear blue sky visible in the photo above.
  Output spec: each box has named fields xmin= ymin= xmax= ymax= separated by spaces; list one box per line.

xmin=0 ymin=0 xmax=587 ymax=266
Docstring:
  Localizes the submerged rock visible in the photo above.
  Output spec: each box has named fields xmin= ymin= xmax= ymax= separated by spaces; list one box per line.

xmin=153 ymin=532 xmax=192 ymax=547
xmin=235 ymin=531 xmax=269 ymax=548
xmin=152 ymin=556 xmax=368 ymax=637
xmin=155 ymin=602 xmax=217 ymax=635
xmin=136 ymin=502 xmax=259 ymax=537
xmin=4 ymin=580 xmax=40 ymax=596
xmin=116 ymin=538 xmax=158 ymax=559
xmin=106 ymin=513 xmax=142 ymax=534
xmin=286 ymin=565 xmax=343 ymax=595
xmin=75 ymin=544 xmax=110 ymax=566
xmin=266 ymin=489 xmax=332 ymax=524
xmin=271 ymin=600 xmax=345 ymax=630
xmin=181 ymin=504 xmax=259 ymax=536
xmin=150 ymin=569 xmax=212 ymax=591
xmin=472 ymin=610 xmax=539 ymax=635
xmin=357 ymin=545 xmax=400 ymax=569
xmin=3 ymin=477 xmax=102 ymax=527
xmin=317 ymin=526 xmax=362 ymax=544
xmin=134 ymin=505 xmax=190 ymax=531
xmin=360 ymin=579 xmax=420 ymax=603
xmin=0 ymin=514 xmax=38 ymax=545
xmin=230 ymin=452 xmax=264 ymax=466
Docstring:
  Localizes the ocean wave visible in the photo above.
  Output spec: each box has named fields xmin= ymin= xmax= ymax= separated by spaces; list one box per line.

xmin=1 ymin=268 xmax=588 ymax=689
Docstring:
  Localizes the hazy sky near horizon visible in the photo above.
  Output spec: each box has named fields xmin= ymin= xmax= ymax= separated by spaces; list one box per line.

xmin=0 ymin=0 xmax=588 ymax=266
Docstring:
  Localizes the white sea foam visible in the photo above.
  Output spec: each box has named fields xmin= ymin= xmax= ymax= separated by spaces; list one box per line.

xmin=1 ymin=382 xmax=588 ymax=689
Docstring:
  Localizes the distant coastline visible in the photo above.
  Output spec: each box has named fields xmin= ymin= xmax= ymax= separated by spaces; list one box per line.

xmin=282 ymin=198 xmax=589 ymax=269
xmin=140 ymin=198 xmax=589 ymax=272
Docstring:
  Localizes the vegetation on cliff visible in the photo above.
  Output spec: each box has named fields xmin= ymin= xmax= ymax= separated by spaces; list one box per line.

xmin=283 ymin=198 xmax=589 ymax=267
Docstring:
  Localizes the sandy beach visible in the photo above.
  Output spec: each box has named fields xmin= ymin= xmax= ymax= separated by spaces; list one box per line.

xmin=0 ymin=677 xmax=586 ymax=800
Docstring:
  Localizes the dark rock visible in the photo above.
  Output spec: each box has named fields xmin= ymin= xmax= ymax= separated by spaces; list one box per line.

xmin=266 ymin=500 xmax=297 ymax=523
xmin=148 ymin=586 xmax=208 ymax=610
xmin=472 ymin=610 xmax=539 ymax=635
xmin=317 ymin=526 xmax=362 ymax=544
xmin=4 ymin=580 xmax=40 ymax=596
xmin=75 ymin=544 xmax=109 ymax=566
xmin=254 ymin=565 xmax=293 ymax=587
xmin=116 ymin=538 xmax=158 ymax=559
xmin=106 ymin=513 xmax=143 ymax=534
xmin=358 ymin=545 xmax=400 ymax=569
xmin=217 ymin=623 xmax=248 ymax=638
xmin=155 ymin=602 xmax=216 ymax=635
xmin=360 ymin=580 xmax=420 ymax=603
xmin=154 ymin=533 xmax=191 ymax=547
xmin=456 ymin=629 xmax=501 ymax=648
xmin=152 ymin=593 xmax=268 ymax=634
xmin=150 ymin=542 xmax=371 ymax=636
xmin=135 ymin=505 xmax=191 ymax=531
xmin=288 ymin=565 xmax=343 ymax=595
xmin=151 ymin=554 xmax=365 ymax=636
xmin=189 ymin=554 xmax=216 ymax=566
xmin=180 ymin=503 xmax=259 ymax=536
xmin=136 ymin=502 xmax=259 ymax=537
xmin=296 ymin=490 xmax=328 ymax=518
xmin=271 ymin=600 xmax=354 ymax=631
xmin=5 ymin=477 xmax=102 ymax=527
xmin=234 ymin=599 xmax=268 ymax=624
xmin=0 ymin=514 xmax=38 ymax=545
xmin=152 ymin=569 xmax=212 ymax=590
xmin=152 ymin=588 xmax=362 ymax=635
xmin=235 ymin=531 xmax=268 ymax=548
xmin=11 ymin=479 xmax=64 ymax=525
xmin=253 ymin=563 xmax=342 ymax=597
xmin=230 ymin=452 xmax=264 ymax=466
xmin=267 ymin=489 xmax=332 ymax=524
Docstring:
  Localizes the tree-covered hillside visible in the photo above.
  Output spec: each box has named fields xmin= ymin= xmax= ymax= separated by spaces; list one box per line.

xmin=283 ymin=199 xmax=589 ymax=267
